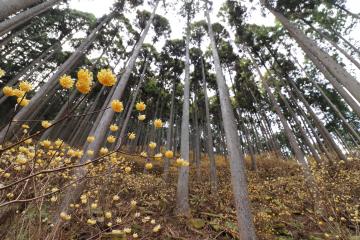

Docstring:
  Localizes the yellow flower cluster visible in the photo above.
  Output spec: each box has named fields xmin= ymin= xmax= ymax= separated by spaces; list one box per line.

xmin=41 ymin=120 xmax=51 ymax=129
xmin=138 ymin=114 xmax=146 ymax=121
xmin=76 ymin=69 xmax=93 ymax=94
xmin=97 ymin=69 xmax=117 ymax=86
xmin=154 ymin=119 xmax=163 ymax=128
xmin=176 ymin=158 xmax=189 ymax=167
xmin=107 ymin=135 xmax=116 ymax=143
xmin=148 ymin=142 xmax=156 ymax=149
xmin=0 ymin=68 xmax=5 ymax=78
xmin=87 ymin=136 xmax=95 ymax=143
xmin=19 ymin=81 xmax=32 ymax=92
xmin=111 ymin=100 xmax=124 ymax=112
xmin=110 ymin=124 xmax=119 ymax=131
xmin=135 ymin=102 xmax=146 ymax=111
xmin=2 ymin=81 xmax=32 ymax=107
xmin=59 ymin=74 xmax=74 ymax=89
xmin=128 ymin=132 xmax=136 ymax=140
xmin=165 ymin=150 xmax=174 ymax=159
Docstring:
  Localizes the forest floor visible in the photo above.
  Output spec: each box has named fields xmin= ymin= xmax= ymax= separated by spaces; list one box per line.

xmin=1 ymin=151 xmax=360 ymax=240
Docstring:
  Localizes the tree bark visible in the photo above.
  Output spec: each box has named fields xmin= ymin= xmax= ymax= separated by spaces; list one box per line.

xmin=176 ymin=8 xmax=191 ymax=216
xmin=201 ymin=56 xmax=217 ymax=192
xmin=205 ymin=2 xmax=256 ymax=238
xmin=261 ymin=1 xmax=360 ymax=103
xmin=0 ymin=0 xmax=63 ymax=37
xmin=0 ymin=0 xmax=42 ymax=20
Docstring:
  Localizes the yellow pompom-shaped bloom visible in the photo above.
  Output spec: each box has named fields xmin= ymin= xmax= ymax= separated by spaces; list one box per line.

xmin=76 ymin=81 xmax=92 ymax=94
xmin=145 ymin=163 xmax=153 ymax=170
xmin=128 ymin=132 xmax=136 ymax=140
xmin=176 ymin=158 xmax=184 ymax=167
xmin=140 ymin=151 xmax=147 ymax=158
xmin=111 ymin=100 xmax=124 ymax=113
xmin=110 ymin=124 xmax=119 ymax=131
xmin=77 ymin=68 xmax=93 ymax=83
xmin=41 ymin=120 xmax=51 ymax=129
xmin=76 ymin=69 xmax=93 ymax=94
xmin=13 ymin=89 xmax=25 ymax=98
xmin=17 ymin=98 xmax=29 ymax=106
xmin=135 ymin=102 xmax=146 ymax=111
xmin=153 ymin=119 xmax=163 ymax=128
xmin=19 ymin=81 xmax=32 ymax=92
xmin=0 ymin=68 xmax=5 ymax=78
xmin=182 ymin=161 xmax=190 ymax=167
xmin=105 ymin=211 xmax=112 ymax=219
xmin=100 ymin=147 xmax=109 ymax=155
xmin=164 ymin=150 xmax=174 ymax=159
xmin=154 ymin=153 xmax=162 ymax=160
xmin=2 ymin=86 xmax=14 ymax=96
xmin=97 ymin=69 xmax=117 ymax=86
xmin=87 ymin=136 xmax=95 ymax=143
xmin=59 ymin=75 xmax=74 ymax=89
xmin=125 ymin=167 xmax=131 ymax=173
xmin=87 ymin=218 xmax=97 ymax=225
xmin=107 ymin=135 xmax=116 ymax=143
xmin=148 ymin=141 xmax=156 ymax=149
xmin=60 ymin=212 xmax=71 ymax=221
xmin=138 ymin=114 xmax=146 ymax=121
xmin=41 ymin=140 xmax=51 ymax=148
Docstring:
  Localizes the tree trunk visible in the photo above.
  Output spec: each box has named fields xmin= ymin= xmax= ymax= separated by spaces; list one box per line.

xmin=261 ymin=1 xmax=360 ymax=103
xmin=164 ymin=77 xmax=176 ymax=180
xmin=176 ymin=10 xmax=191 ymax=216
xmin=0 ymin=0 xmax=42 ymax=20
xmin=201 ymin=56 xmax=217 ymax=192
xmin=205 ymin=2 xmax=256 ymax=238
xmin=279 ymin=93 xmax=322 ymax=164
xmin=286 ymin=78 xmax=348 ymax=162
xmin=293 ymin=57 xmax=360 ymax=143
xmin=0 ymin=0 xmax=62 ymax=37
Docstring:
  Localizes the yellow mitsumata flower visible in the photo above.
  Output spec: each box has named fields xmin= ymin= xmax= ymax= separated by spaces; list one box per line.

xmin=59 ymin=74 xmax=74 ymax=89
xmin=19 ymin=81 xmax=32 ymax=92
xmin=145 ymin=163 xmax=153 ymax=170
xmin=2 ymin=86 xmax=14 ymax=96
xmin=17 ymin=98 xmax=29 ymax=107
xmin=100 ymin=147 xmax=109 ymax=155
xmin=13 ymin=89 xmax=25 ymax=98
xmin=128 ymin=132 xmax=136 ymax=140
xmin=76 ymin=69 xmax=93 ymax=94
xmin=154 ymin=119 xmax=163 ymax=128
xmin=0 ymin=68 xmax=5 ymax=78
xmin=148 ymin=141 xmax=156 ymax=149
xmin=41 ymin=121 xmax=51 ymax=129
xmin=165 ymin=150 xmax=174 ymax=159
xmin=111 ymin=100 xmax=124 ymax=113
xmin=87 ymin=136 xmax=95 ymax=143
xmin=135 ymin=102 xmax=146 ymax=111
xmin=97 ymin=68 xmax=117 ymax=86
xmin=110 ymin=124 xmax=119 ymax=131
xmin=138 ymin=114 xmax=146 ymax=121
xmin=107 ymin=135 xmax=116 ymax=143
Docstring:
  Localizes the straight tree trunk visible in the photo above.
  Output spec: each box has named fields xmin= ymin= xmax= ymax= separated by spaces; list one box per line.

xmin=293 ymin=57 xmax=360 ymax=143
xmin=163 ymin=77 xmax=176 ymax=180
xmin=0 ymin=0 xmax=42 ymax=20
xmin=205 ymin=2 xmax=256 ymax=238
xmin=0 ymin=0 xmax=63 ymax=37
xmin=201 ymin=56 xmax=217 ymax=192
xmin=175 ymin=9 xmax=191 ymax=216
xmin=279 ymin=93 xmax=322 ymax=164
xmin=261 ymin=1 xmax=360 ymax=103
